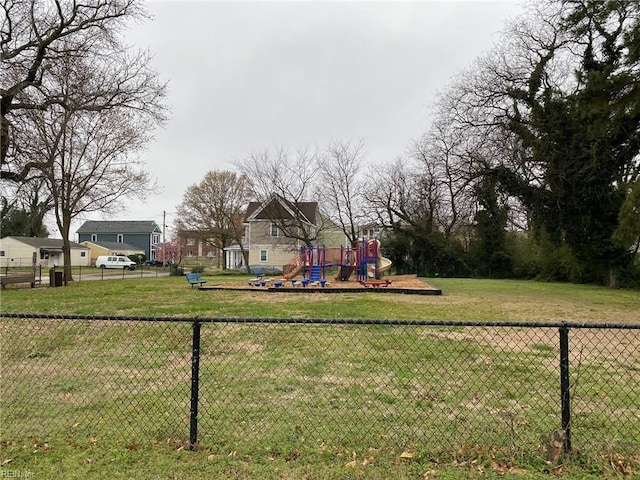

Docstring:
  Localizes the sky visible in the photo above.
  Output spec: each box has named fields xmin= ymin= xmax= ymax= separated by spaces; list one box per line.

xmin=69 ymin=0 xmax=526 ymax=240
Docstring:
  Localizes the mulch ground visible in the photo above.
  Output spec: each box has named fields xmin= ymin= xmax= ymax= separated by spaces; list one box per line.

xmin=201 ymin=274 xmax=442 ymax=295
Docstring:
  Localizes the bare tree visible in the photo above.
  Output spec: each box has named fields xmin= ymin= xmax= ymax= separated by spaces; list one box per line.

xmin=237 ymin=146 xmax=325 ymax=245
xmin=409 ymin=119 xmax=477 ymax=244
xmin=1 ymin=0 xmax=166 ymax=181
xmin=318 ymin=139 xmax=368 ymax=247
xmin=25 ymin=50 xmax=162 ymax=282
xmin=362 ymin=157 xmax=431 ymax=230
xmin=176 ymin=171 xmax=251 ymax=270
xmin=1 ymin=0 xmax=166 ymax=281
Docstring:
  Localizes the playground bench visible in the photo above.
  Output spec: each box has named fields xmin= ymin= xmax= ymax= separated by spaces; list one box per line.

xmin=185 ymin=273 xmax=207 ymax=288
xmin=1 ymin=274 xmax=37 ymax=288
xmin=360 ymin=279 xmax=391 ymax=288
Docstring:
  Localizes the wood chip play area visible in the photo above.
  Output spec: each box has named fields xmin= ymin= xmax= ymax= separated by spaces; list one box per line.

xmin=199 ymin=274 xmax=442 ymax=295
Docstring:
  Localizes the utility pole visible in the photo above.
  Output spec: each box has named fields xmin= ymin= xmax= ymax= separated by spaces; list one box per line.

xmin=162 ymin=210 xmax=166 ymax=265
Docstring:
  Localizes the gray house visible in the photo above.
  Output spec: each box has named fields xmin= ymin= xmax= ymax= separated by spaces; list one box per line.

xmin=76 ymin=220 xmax=162 ymax=261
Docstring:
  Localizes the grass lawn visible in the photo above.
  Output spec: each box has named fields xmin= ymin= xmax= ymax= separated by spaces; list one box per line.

xmin=1 ymin=275 xmax=639 ymax=479
xmin=1 ymin=275 xmax=639 ymax=323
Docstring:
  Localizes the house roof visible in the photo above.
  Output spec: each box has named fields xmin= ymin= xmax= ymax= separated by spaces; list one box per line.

xmin=245 ymin=196 xmax=318 ymax=224
xmin=4 ymin=236 xmax=88 ymax=250
xmin=77 ymin=220 xmax=161 ymax=234
xmin=81 ymin=241 xmax=144 ymax=252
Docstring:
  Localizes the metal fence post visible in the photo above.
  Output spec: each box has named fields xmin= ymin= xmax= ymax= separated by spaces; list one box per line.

xmin=189 ymin=318 xmax=202 ymax=449
xmin=559 ymin=323 xmax=572 ymax=453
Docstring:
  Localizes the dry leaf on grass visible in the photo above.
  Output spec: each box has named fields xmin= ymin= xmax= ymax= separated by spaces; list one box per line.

xmin=422 ymin=470 xmax=436 ymax=480
xmin=491 ymin=461 xmax=525 ymax=475
xmin=345 ymin=460 xmax=358 ymax=468
xmin=285 ymin=450 xmax=300 ymax=462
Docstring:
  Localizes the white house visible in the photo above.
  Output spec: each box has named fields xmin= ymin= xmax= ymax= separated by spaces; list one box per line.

xmin=0 ymin=236 xmax=91 ymax=268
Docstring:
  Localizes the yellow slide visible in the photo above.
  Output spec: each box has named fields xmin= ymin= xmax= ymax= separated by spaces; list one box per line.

xmin=378 ymin=256 xmax=392 ymax=274
xmin=366 ymin=238 xmax=392 ymax=278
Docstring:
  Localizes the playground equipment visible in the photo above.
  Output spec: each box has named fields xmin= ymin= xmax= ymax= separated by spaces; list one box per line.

xmin=282 ymin=239 xmax=392 ymax=282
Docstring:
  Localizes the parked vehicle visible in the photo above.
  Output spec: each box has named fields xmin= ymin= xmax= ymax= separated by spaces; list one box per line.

xmin=95 ymin=255 xmax=137 ymax=270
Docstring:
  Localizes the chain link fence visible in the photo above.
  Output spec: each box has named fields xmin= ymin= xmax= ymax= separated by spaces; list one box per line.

xmin=1 ymin=314 xmax=638 ymax=464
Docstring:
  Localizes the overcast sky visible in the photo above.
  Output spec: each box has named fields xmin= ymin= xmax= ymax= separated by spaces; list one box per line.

xmin=71 ymin=0 xmax=525 ymax=240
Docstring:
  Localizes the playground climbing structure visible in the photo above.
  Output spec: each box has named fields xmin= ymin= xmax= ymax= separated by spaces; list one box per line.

xmin=282 ymin=239 xmax=392 ymax=282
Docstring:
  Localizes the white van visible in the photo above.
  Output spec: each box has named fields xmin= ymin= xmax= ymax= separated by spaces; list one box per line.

xmin=95 ymin=255 xmax=137 ymax=270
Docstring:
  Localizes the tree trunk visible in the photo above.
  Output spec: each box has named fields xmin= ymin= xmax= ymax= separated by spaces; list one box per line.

xmin=239 ymin=246 xmax=251 ymax=275
xmin=608 ymin=268 xmax=618 ymax=289
xmin=60 ymin=213 xmax=74 ymax=285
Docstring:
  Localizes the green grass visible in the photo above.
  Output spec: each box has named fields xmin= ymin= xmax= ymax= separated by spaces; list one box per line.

xmin=1 ymin=275 xmax=639 ymax=323
xmin=1 ymin=276 xmax=639 ymax=479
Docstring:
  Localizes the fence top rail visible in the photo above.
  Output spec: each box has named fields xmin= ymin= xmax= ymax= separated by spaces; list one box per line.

xmin=1 ymin=312 xmax=639 ymax=330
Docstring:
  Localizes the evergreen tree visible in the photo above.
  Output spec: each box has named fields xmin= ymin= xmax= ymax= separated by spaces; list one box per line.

xmin=470 ymin=175 xmax=512 ymax=278
xmin=497 ymin=0 xmax=639 ymax=285
xmin=1 ymin=188 xmax=50 ymax=238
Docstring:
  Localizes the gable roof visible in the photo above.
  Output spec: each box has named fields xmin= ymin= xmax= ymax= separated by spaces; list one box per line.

xmin=81 ymin=241 xmax=144 ymax=252
xmin=245 ymin=196 xmax=317 ymax=224
xmin=4 ymin=236 xmax=88 ymax=250
xmin=77 ymin=220 xmax=161 ymax=234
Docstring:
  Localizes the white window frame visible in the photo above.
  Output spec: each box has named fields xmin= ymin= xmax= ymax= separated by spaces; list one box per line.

xmin=260 ymin=249 xmax=268 ymax=262
xmin=117 ymin=234 xmax=124 ymax=243
xmin=270 ymin=223 xmax=279 ymax=237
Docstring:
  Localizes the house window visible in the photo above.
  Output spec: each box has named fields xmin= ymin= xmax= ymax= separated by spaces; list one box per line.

xmin=187 ymin=250 xmax=194 ymax=257
xmin=0 ymin=250 xmax=5 ymax=256
xmin=270 ymin=223 xmax=279 ymax=237
xmin=117 ymin=234 xmax=123 ymax=243
xmin=186 ymin=237 xmax=195 ymax=246
xmin=80 ymin=252 xmax=86 ymax=257
xmin=152 ymin=234 xmax=160 ymax=245
xmin=260 ymin=250 xmax=268 ymax=262
xmin=91 ymin=234 xmax=97 ymax=242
